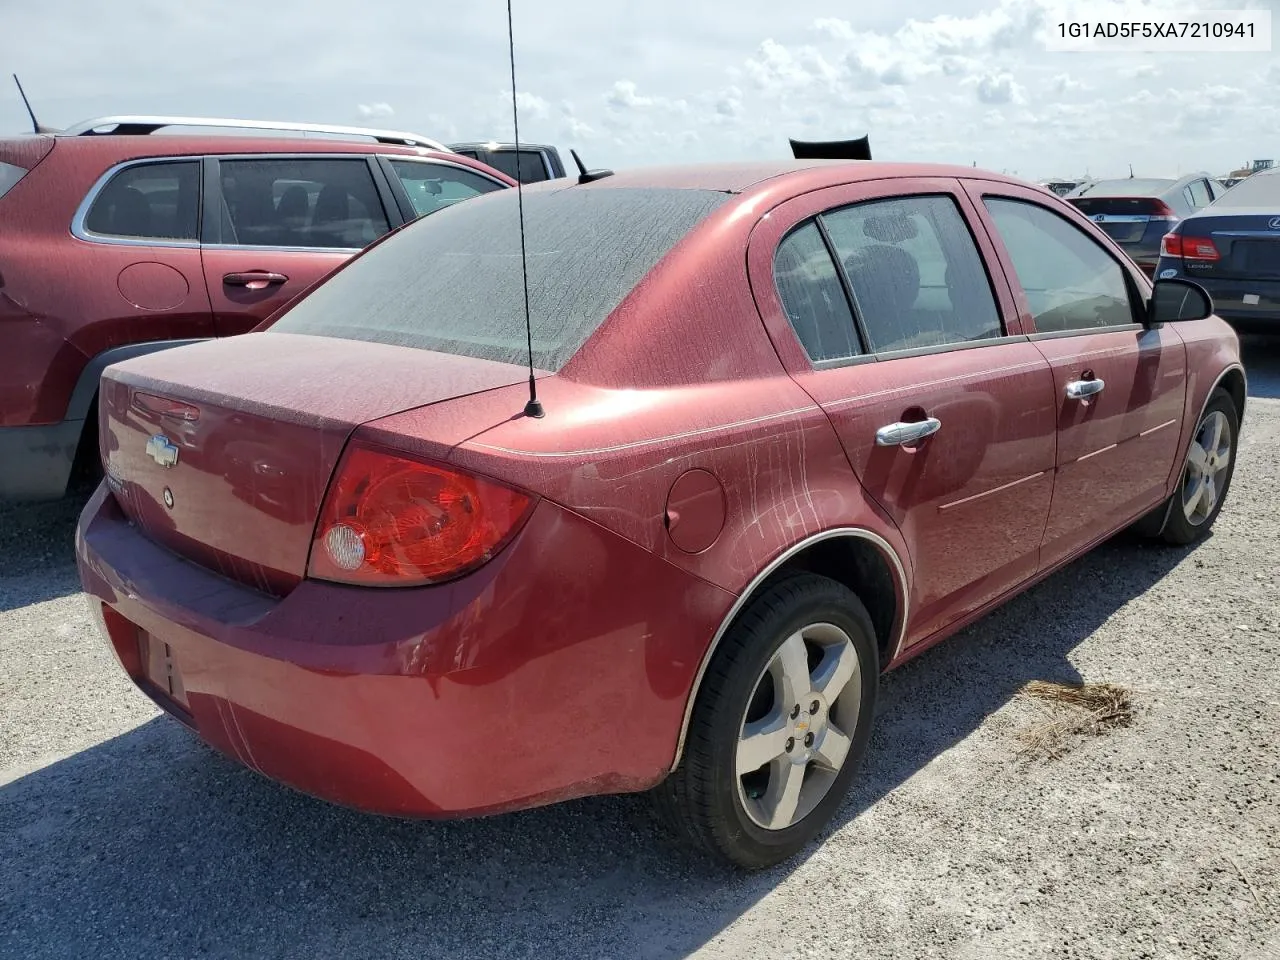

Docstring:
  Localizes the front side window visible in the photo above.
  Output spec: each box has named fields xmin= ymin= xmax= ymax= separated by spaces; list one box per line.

xmin=984 ymin=198 xmax=1137 ymax=333
xmin=821 ymin=195 xmax=1003 ymax=353
xmin=390 ymin=161 xmax=505 ymax=219
xmin=83 ymin=161 xmax=200 ymax=241
xmin=774 ymin=222 xmax=861 ymax=362
xmin=217 ymin=158 xmax=390 ymax=249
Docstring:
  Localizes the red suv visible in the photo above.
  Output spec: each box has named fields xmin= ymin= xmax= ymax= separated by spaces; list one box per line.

xmin=0 ymin=116 xmax=513 ymax=501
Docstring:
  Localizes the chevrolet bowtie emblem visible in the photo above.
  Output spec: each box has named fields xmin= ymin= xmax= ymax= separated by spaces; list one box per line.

xmin=145 ymin=434 xmax=180 ymax=468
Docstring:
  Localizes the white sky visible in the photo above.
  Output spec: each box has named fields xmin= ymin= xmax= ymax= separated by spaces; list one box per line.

xmin=0 ymin=0 xmax=1276 ymax=180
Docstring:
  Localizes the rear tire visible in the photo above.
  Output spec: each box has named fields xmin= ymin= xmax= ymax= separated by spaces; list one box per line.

xmin=653 ymin=574 xmax=879 ymax=870
xmin=1150 ymin=389 xmax=1239 ymax=546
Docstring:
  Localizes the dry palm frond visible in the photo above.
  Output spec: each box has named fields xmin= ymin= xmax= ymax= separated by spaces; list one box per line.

xmin=1014 ymin=680 xmax=1135 ymax=760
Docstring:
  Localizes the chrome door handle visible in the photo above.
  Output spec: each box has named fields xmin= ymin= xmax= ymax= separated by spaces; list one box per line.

xmin=875 ymin=417 xmax=942 ymax=446
xmin=1065 ymin=378 xmax=1106 ymax=400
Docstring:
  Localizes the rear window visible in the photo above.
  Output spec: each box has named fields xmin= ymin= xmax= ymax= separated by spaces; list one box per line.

xmin=1069 ymin=197 xmax=1171 ymax=216
xmin=0 ymin=161 xmax=27 ymax=201
xmin=486 ymin=150 xmax=550 ymax=184
xmin=1210 ymin=172 xmax=1280 ymax=207
xmin=1072 ymin=178 xmax=1174 ymax=198
xmin=269 ymin=186 xmax=730 ymax=370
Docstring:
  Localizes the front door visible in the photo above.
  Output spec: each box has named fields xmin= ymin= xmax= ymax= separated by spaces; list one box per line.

xmin=201 ymin=155 xmax=395 ymax=337
xmin=969 ymin=184 xmax=1187 ymax=569
xmin=749 ymin=179 xmax=1059 ymax=647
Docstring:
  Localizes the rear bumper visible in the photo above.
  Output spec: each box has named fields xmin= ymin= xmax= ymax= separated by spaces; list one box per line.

xmin=0 ymin=420 xmax=83 ymax=501
xmin=75 ymin=484 xmax=732 ymax=818
xmin=1158 ymin=265 xmax=1280 ymax=328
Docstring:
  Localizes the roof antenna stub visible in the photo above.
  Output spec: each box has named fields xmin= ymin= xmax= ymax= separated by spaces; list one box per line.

xmin=505 ymin=0 xmax=545 ymax=419
xmin=570 ymin=148 xmax=614 ymax=184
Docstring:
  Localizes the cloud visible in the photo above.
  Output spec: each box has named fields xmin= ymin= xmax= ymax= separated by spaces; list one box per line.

xmin=974 ymin=73 xmax=1024 ymax=105
xmin=356 ymin=102 xmax=393 ymax=119
xmin=1052 ymin=73 xmax=1084 ymax=94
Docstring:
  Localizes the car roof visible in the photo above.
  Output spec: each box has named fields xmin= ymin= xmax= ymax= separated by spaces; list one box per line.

xmin=574 ymin=160 xmax=1028 ymax=194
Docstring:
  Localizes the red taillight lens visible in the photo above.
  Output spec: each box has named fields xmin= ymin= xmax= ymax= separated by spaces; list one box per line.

xmin=1149 ymin=200 xmax=1177 ymax=220
xmin=1161 ymin=233 xmax=1220 ymax=261
xmin=307 ymin=443 xmax=535 ymax=586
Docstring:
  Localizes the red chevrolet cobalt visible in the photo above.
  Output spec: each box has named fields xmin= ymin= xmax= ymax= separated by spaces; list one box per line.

xmin=77 ymin=161 xmax=1245 ymax=868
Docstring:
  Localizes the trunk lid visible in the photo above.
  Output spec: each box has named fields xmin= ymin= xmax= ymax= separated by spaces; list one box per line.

xmin=99 ymin=332 xmax=530 ymax=595
xmin=1176 ymin=210 xmax=1280 ymax=278
xmin=1069 ymin=197 xmax=1175 ymax=245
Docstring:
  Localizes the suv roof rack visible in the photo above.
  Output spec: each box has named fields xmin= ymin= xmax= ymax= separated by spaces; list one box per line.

xmin=59 ymin=116 xmax=450 ymax=151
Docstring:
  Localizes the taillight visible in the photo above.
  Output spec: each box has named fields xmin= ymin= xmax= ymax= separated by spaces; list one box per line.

xmin=1148 ymin=200 xmax=1177 ymax=220
xmin=1161 ymin=233 xmax=1221 ymax=261
xmin=308 ymin=443 xmax=535 ymax=586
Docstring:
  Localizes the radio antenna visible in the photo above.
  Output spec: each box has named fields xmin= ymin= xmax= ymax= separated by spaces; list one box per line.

xmin=505 ymin=0 xmax=544 ymax=418
xmin=12 ymin=75 xmax=48 ymax=134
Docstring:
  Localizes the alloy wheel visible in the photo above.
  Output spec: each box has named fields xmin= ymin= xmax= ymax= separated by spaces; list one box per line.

xmin=736 ymin=622 xmax=862 ymax=831
xmin=1182 ymin=410 xmax=1232 ymax=526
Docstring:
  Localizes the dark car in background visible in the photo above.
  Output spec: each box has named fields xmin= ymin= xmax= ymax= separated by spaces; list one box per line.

xmin=447 ymin=141 xmax=567 ymax=183
xmin=0 ymin=115 xmax=513 ymax=502
xmin=1066 ymin=173 xmax=1227 ymax=276
xmin=1154 ymin=168 xmax=1280 ymax=332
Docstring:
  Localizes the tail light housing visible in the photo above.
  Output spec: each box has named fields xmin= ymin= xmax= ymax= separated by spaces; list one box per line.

xmin=307 ymin=442 xmax=535 ymax=586
xmin=1161 ymin=233 xmax=1221 ymax=261
xmin=1148 ymin=200 xmax=1178 ymax=222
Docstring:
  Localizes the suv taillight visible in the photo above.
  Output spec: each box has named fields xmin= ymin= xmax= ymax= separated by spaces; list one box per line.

xmin=1161 ymin=233 xmax=1221 ymax=261
xmin=307 ymin=443 xmax=535 ymax=586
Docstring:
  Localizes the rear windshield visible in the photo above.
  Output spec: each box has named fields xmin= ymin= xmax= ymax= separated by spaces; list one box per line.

xmin=1071 ymin=178 xmax=1173 ymax=198
xmin=1069 ymin=197 xmax=1169 ymax=215
xmin=269 ymin=185 xmax=729 ymax=370
xmin=1210 ymin=172 xmax=1280 ymax=207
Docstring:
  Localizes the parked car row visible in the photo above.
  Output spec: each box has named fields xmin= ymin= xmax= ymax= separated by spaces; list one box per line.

xmin=1064 ymin=172 xmax=1229 ymax=276
xmin=0 ymin=117 xmax=561 ymax=501
xmin=65 ymin=151 xmax=1244 ymax=867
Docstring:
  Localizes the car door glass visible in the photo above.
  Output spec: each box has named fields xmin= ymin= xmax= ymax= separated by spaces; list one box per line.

xmin=821 ymin=195 xmax=1002 ymax=353
xmin=83 ymin=161 xmax=200 ymax=241
xmin=1188 ymin=179 xmax=1212 ymax=207
xmin=984 ymin=198 xmax=1136 ymax=332
xmin=485 ymin=151 xmax=549 ymax=183
xmin=389 ymin=161 xmax=505 ymax=219
xmin=773 ymin=222 xmax=861 ymax=362
xmin=217 ymin=158 xmax=390 ymax=250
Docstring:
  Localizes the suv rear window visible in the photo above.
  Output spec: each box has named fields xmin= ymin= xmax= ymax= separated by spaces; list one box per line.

xmin=0 ymin=161 xmax=27 ymax=202
xmin=84 ymin=161 xmax=200 ymax=241
xmin=269 ymin=186 xmax=729 ymax=370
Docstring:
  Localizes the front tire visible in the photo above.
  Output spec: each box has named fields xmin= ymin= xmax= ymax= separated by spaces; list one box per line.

xmin=1159 ymin=389 xmax=1240 ymax=545
xmin=654 ymin=574 xmax=879 ymax=870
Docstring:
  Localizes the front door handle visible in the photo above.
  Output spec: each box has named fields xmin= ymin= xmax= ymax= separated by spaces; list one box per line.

xmin=875 ymin=417 xmax=942 ymax=447
xmin=223 ymin=271 xmax=289 ymax=290
xmin=1065 ymin=378 xmax=1106 ymax=400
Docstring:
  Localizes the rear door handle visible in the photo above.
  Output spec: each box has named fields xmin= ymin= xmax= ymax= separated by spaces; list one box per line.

xmin=875 ymin=417 xmax=942 ymax=446
xmin=223 ymin=271 xmax=289 ymax=290
xmin=1065 ymin=378 xmax=1106 ymax=400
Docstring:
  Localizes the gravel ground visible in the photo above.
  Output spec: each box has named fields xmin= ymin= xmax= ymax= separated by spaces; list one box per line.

xmin=2 ymin=342 xmax=1280 ymax=960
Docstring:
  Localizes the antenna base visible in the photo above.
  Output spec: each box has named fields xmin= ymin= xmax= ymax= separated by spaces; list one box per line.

xmin=523 ymin=398 xmax=545 ymax=419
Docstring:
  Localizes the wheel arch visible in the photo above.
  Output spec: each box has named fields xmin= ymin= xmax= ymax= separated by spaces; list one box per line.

xmin=669 ymin=526 xmax=909 ymax=773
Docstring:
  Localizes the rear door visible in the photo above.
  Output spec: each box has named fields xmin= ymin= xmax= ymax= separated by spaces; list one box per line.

xmin=748 ymin=178 xmax=1059 ymax=648
xmin=200 ymin=155 xmax=396 ymax=337
xmin=967 ymin=181 xmax=1187 ymax=569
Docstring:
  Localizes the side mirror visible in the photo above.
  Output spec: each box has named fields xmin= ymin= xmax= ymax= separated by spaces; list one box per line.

xmin=1147 ymin=278 xmax=1213 ymax=326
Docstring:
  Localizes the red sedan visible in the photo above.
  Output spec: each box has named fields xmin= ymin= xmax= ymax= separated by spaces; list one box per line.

xmin=77 ymin=161 xmax=1245 ymax=869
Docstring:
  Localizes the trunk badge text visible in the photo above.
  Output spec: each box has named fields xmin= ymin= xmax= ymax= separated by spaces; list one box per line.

xmin=146 ymin=434 xmax=180 ymax=468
